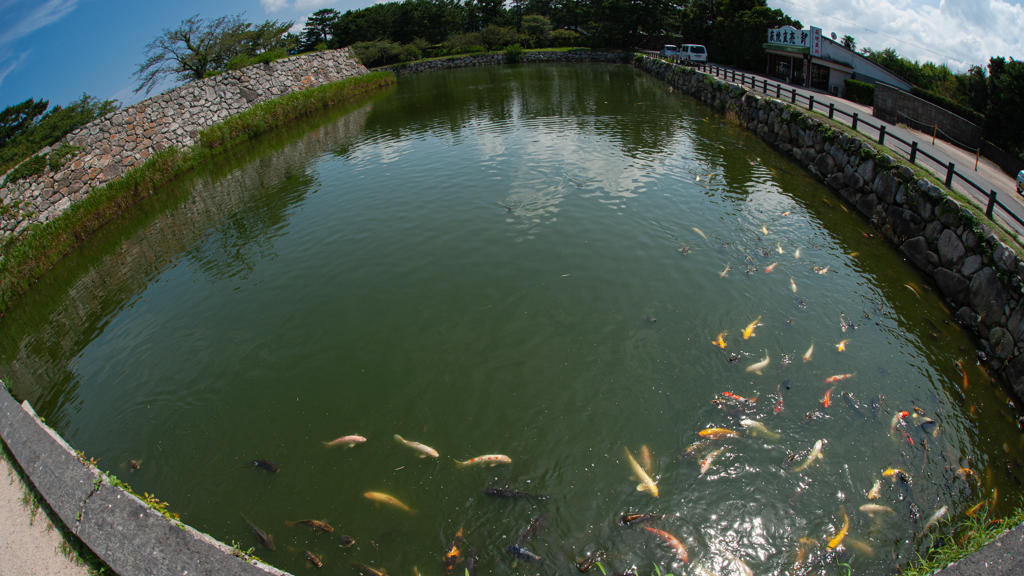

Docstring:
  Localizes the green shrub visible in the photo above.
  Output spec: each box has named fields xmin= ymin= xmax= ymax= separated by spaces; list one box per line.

xmin=504 ymin=43 xmax=524 ymax=64
xmin=3 ymin=154 xmax=47 ymax=186
xmin=0 ymin=94 xmax=116 ymax=176
xmin=549 ymin=29 xmax=583 ymax=48
xmin=47 ymin=145 xmax=82 ymax=171
xmin=225 ymin=48 xmax=290 ymax=71
xmin=844 ymin=79 xmax=875 ymax=105
xmin=351 ymin=40 xmax=422 ymax=68
xmin=910 ymin=86 xmax=986 ymax=127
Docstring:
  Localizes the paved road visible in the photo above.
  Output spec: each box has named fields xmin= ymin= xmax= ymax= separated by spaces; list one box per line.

xmin=696 ymin=63 xmax=1024 ymax=238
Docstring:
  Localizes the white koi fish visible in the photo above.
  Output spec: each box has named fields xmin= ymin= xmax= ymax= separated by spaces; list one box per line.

xmin=746 ymin=350 xmax=770 ymax=375
xmin=454 ymin=454 xmax=511 ymax=467
xmin=394 ymin=434 xmax=439 ymax=458
xmin=803 ymin=343 xmax=814 ymax=362
xmin=792 ymin=440 xmax=823 ymax=472
xmin=625 ymin=447 xmax=659 ymax=497
xmin=740 ymin=419 xmax=780 ymax=440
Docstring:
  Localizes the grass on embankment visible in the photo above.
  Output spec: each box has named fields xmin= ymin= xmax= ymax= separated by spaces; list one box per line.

xmin=903 ymin=504 xmax=1024 ymax=576
xmin=0 ymin=71 xmax=395 ymax=315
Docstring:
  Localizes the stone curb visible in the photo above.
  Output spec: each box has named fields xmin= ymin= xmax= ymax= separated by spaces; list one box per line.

xmin=0 ymin=381 xmax=291 ymax=576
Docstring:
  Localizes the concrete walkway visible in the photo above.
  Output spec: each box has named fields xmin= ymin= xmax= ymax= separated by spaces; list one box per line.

xmin=0 ymin=450 xmax=91 ymax=576
xmin=699 ymin=63 xmax=1024 ymax=238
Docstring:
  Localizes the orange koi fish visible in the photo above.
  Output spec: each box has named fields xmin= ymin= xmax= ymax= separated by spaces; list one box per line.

xmin=956 ymin=360 xmax=968 ymax=390
xmin=826 ymin=506 xmax=849 ymax=549
xmin=643 ymin=526 xmax=688 ymax=563
xmin=699 ymin=428 xmax=738 ymax=439
xmin=444 ymin=526 xmax=464 ymax=573
xmin=722 ymin=391 xmax=755 ymax=404
xmin=713 ymin=332 xmax=727 ymax=348
xmin=765 ymin=262 xmax=778 ymax=273
xmin=836 ymin=340 xmax=850 ymax=352
xmin=824 ymin=374 xmax=854 ymax=384
xmin=823 ymin=388 xmax=833 ymax=408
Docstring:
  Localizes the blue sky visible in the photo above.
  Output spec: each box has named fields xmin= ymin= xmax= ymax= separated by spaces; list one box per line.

xmin=1 ymin=0 xmax=1023 ymax=110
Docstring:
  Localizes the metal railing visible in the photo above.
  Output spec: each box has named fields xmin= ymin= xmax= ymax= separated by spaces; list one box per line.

xmin=687 ymin=61 xmax=1023 ymax=233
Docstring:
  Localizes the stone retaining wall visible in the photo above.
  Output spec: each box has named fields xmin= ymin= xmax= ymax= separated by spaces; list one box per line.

xmin=873 ymin=82 xmax=983 ymax=149
xmin=0 ymin=48 xmax=368 ymax=240
xmin=0 ymin=381 xmax=290 ymax=576
xmin=633 ymin=55 xmax=1024 ymax=399
xmin=381 ymin=49 xmax=628 ymax=75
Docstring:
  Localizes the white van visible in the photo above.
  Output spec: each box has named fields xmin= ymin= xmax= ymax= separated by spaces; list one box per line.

xmin=660 ymin=45 xmax=679 ymax=58
xmin=679 ymin=44 xmax=708 ymax=63
xmin=1017 ymin=170 xmax=1024 ymax=195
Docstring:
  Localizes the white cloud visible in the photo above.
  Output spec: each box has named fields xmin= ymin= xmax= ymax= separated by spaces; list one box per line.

xmin=0 ymin=0 xmax=78 ymax=47
xmin=260 ymin=0 xmax=291 ymax=13
xmin=0 ymin=50 xmax=29 ymax=89
xmin=294 ymin=0 xmax=338 ymax=10
xmin=289 ymin=14 xmax=309 ymax=35
xmin=768 ymin=0 xmax=1024 ymax=71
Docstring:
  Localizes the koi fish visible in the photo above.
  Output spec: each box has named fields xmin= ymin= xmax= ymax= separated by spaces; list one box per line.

xmin=700 ymin=448 xmax=724 ymax=475
xmin=782 ymin=210 xmax=791 ymax=216
xmin=364 ymin=492 xmax=415 ymax=513
xmin=483 ymin=487 xmax=550 ymax=500
xmin=723 ymin=550 xmax=753 ymax=576
xmin=575 ymin=551 xmax=607 ymax=572
xmin=454 ymin=455 xmax=512 ymax=467
xmin=966 ymin=500 xmax=987 ymax=516
xmin=778 ymin=244 xmax=785 ymax=254
xmin=845 ymin=538 xmax=874 ymax=556
xmin=693 ymin=227 xmax=707 ymax=240
xmin=640 ymin=445 xmax=654 ymax=474
xmin=791 ymin=277 xmax=797 ymax=293
xmin=818 ymin=266 xmax=829 ymax=274
xmin=285 ymin=519 xmax=334 ymax=532
xmin=720 ymin=263 xmax=731 ymax=278
xmin=515 ymin=514 xmax=550 ymax=546
xmin=466 ymin=546 xmax=479 ymax=576
xmin=743 ymin=316 xmax=762 ymax=339
xmin=765 ymin=262 xmax=777 ymax=273
xmin=445 ymin=526 xmax=464 ymax=573
xmin=824 ymin=374 xmax=854 ymax=384
xmin=794 ymin=247 xmax=801 ymax=259
xmin=722 ymin=391 xmax=755 ymax=404
xmin=826 ymin=506 xmax=849 ymax=549
xmin=353 ymin=563 xmax=387 ymax=576
xmin=803 ymin=343 xmax=814 ymax=362
xmin=643 ymin=526 xmax=688 ymax=563
xmin=956 ymin=360 xmax=968 ymax=390
xmin=618 ymin=513 xmax=664 ymax=526
xmin=956 ymin=468 xmax=979 ymax=484
xmin=625 ymin=447 xmax=659 ymax=497
xmin=252 ymin=459 xmax=280 ymax=473
xmin=762 ymin=224 xmax=769 ymax=235
xmin=849 ymin=251 xmax=859 ymax=257
xmin=836 ymin=340 xmax=850 ymax=352
xmin=394 ymin=434 xmax=439 ymax=458
xmin=741 ymin=419 xmax=780 ymax=440
xmin=303 ymin=550 xmax=323 ymax=568
xmin=859 ymin=504 xmax=895 ymax=516
xmin=713 ymin=332 xmax=727 ymax=348
xmin=794 ymin=538 xmax=817 ymax=569
xmin=775 ymin=387 xmax=784 ymax=414
xmin=323 ymin=435 xmax=366 ymax=448
xmin=905 ymin=284 xmax=921 ymax=299
xmin=699 ymin=428 xmax=738 ymax=439
xmin=923 ymin=506 xmax=947 ymax=532
xmin=867 ymin=480 xmax=882 ymax=500
xmin=890 ymin=411 xmax=909 ymax=434
xmin=792 ymin=440 xmax=823 ymax=472
xmin=746 ymin=350 xmax=770 ymax=375
xmin=506 ymin=545 xmax=544 ymax=565
xmin=339 ymin=536 xmax=356 ymax=547
xmin=823 ymin=387 xmax=833 ymax=408
xmin=882 ymin=468 xmax=910 ymax=482
xmin=242 ymin=516 xmax=275 ymax=550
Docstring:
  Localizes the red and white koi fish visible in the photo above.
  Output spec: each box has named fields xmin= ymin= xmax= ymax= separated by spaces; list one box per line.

xmin=775 ymin=386 xmax=784 ymax=414
xmin=765 ymin=262 xmax=778 ymax=273
xmin=824 ymin=374 xmax=854 ymax=384
xmin=700 ymin=448 xmax=724 ymax=475
xmin=454 ymin=455 xmax=512 ymax=468
xmin=823 ymin=387 xmax=833 ymax=408
xmin=803 ymin=343 xmax=814 ymax=362
xmin=723 ymin=391 xmax=755 ymax=404
xmin=817 ymin=266 xmax=829 ymax=275
xmin=890 ymin=410 xmax=909 ymax=435
xmin=790 ymin=277 xmax=797 ymax=293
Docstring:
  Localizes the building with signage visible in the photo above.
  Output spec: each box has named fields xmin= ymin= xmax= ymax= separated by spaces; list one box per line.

xmin=763 ymin=26 xmax=912 ymax=97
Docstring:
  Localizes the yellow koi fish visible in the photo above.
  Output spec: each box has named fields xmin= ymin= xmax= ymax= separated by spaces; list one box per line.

xmin=640 ymin=445 xmax=654 ymax=474
xmin=762 ymin=224 xmax=769 ymax=235
xmin=746 ymin=350 xmax=770 ymax=375
xmin=713 ymin=332 xmax=727 ymax=349
xmin=698 ymin=428 xmax=738 ymax=439
xmin=625 ymin=447 xmax=659 ymax=497
xmin=867 ymin=480 xmax=882 ymax=499
xmin=743 ymin=316 xmax=762 ymax=339
xmin=836 ymin=339 xmax=850 ymax=352
xmin=364 ymin=492 xmax=415 ymax=513
xmin=827 ymin=506 xmax=849 ymax=549
xmin=777 ymin=243 xmax=785 ymax=254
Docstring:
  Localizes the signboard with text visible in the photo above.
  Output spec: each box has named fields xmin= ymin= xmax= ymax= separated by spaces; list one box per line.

xmin=767 ymin=25 xmax=810 ymax=49
xmin=810 ymin=26 xmax=822 ymax=57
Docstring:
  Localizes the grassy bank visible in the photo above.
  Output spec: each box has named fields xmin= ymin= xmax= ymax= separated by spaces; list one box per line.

xmin=0 ymin=71 xmax=395 ymax=315
xmin=904 ymin=504 xmax=1024 ymax=576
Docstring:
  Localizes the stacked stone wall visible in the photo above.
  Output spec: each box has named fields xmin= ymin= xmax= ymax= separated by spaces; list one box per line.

xmin=633 ymin=55 xmax=1024 ymax=398
xmin=0 ymin=48 xmax=368 ymax=239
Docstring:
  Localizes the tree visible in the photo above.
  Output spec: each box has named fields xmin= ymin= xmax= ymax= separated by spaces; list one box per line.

xmin=984 ymin=57 xmax=1024 ymax=155
xmin=0 ymin=94 xmax=117 ymax=174
xmin=841 ymin=34 xmax=855 ymax=51
xmin=300 ymin=8 xmax=341 ymax=52
xmin=132 ymin=13 xmax=293 ymax=94
xmin=0 ymin=98 xmax=48 ymax=150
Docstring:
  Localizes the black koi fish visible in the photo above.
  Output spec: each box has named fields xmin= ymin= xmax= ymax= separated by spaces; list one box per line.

xmin=252 ymin=459 xmax=280 ymax=473
xmin=515 ymin=513 xmax=550 ymax=546
xmin=242 ymin=515 xmax=275 ymax=551
xmin=507 ymin=545 xmax=544 ymax=565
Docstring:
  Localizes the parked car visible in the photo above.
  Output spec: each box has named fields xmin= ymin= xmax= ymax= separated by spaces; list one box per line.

xmin=1018 ymin=170 xmax=1024 ymax=195
xmin=660 ymin=45 xmax=679 ymax=58
xmin=679 ymin=44 xmax=708 ymax=63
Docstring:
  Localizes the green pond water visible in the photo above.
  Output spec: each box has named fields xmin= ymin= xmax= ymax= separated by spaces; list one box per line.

xmin=3 ymin=64 xmax=1024 ymax=576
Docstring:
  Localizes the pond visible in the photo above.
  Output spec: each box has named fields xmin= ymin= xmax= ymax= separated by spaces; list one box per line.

xmin=2 ymin=63 xmax=1023 ymax=576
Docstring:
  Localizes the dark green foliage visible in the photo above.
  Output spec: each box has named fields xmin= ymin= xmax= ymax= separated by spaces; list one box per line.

xmin=984 ymin=57 xmax=1024 ymax=158
xmin=225 ymin=48 xmax=292 ymax=71
xmin=300 ymin=8 xmax=341 ymax=52
xmin=521 ymin=15 xmax=551 ymax=47
xmin=548 ymin=29 xmax=582 ymax=47
xmin=0 ymin=72 xmax=396 ymax=313
xmin=3 ymin=154 xmax=47 ymax=186
xmin=844 ymin=79 xmax=875 ymax=105
xmin=910 ymin=86 xmax=985 ymax=126
xmin=0 ymin=99 xmax=49 ymax=149
xmin=504 ymin=43 xmax=524 ymax=63
xmin=0 ymin=94 xmax=117 ymax=176
xmin=352 ymin=40 xmax=422 ymax=68
xmin=132 ymin=14 xmax=295 ymax=94
xmin=47 ymin=145 xmax=83 ymax=172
